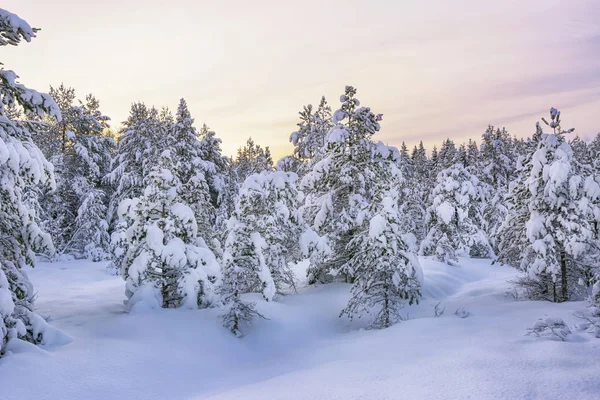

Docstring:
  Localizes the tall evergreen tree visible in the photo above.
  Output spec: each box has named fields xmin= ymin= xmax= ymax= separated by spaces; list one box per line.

xmin=219 ymin=178 xmax=280 ymax=335
xmin=196 ymin=123 xmax=235 ymax=243
xmin=398 ymin=142 xmax=427 ymax=244
xmin=234 ymin=171 xmax=303 ymax=295
xmin=496 ymin=124 xmax=543 ymax=269
xmin=0 ymin=8 xmax=58 ymax=355
xmin=119 ymin=149 xmax=219 ymax=310
xmin=479 ymin=126 xmax=514 ymax=251
xmin=501 ymin=110 xmax=600 ymax=302
xmin=301 ymin=86 xmax=396 ymax=284
xmin=341 ymin=190 xmax=422 ymax=329
xmin=107 ymin=104 xmax=162 ymax=271
xmin=420 ymin=163 xmax=492 ymax=263
xmin=411 ymin=141 xmax=429 ymax=180
xmin=170 ymin=99 xmax=215 ymax=247
xmin=289 ymin=96 xmax=333 ymax=174
xmin=36 ymin=85 xmax=114 ymax=260
xmin=106 ymin=103 xmax=159 ymax=228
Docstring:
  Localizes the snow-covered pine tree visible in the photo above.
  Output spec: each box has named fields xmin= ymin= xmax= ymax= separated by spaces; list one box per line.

xmin=570 ymin=134 xmax=592 ymax=167
xmin=397 ymin=141 xmax=426 ymax=244
xmin=233 ymin=137 xmax=273 ymax=183
xmin=301 ymin=86 xmax=389 ymax=284
xmin=411 ymin=141 xmax=429 ymax=180
xmin=196 ymin=123 xmax=235 ymax=244
xmin=219 ymin=237 xmax=266 ymax=336
xmin=480 ymin=126 xmax=514 ymax=189
xmin=496 ymin=124 xmax=543 ymax=269
xmin=246 ymin=172 xmax=301 ymax=293
xmin=119 ymin=149 xmax=219 ymax=310
xmin=506 ymin=109 xmax=600 ymax=302
xmin=398 ymin=182 xmax=427 ymax=245
xmin=465 ymin=139 xmax=480 ymax=170
xmin=37 ymin=86 xmax=114 ymax=260
xmin=0 ymin=8 xmax=59 ymax=354
xmin=457 ymin=143 xmax=468 ymax=167
xmin=341 ymin=189 xmax=422 ymax=329
xmin=107 ymin=104 xmax=162 ymax=270
xmin=221 ymin=170 xmax=302 ymax=299
xmin=406 ymin=141 xmax=433 ymax=242
xmin=170 ymin=99 xmax=215 ymax=247
xmin=214 ymin=157 xmax=239 ymax=243
xmin=420 ymin=163 xmax=492 ymax=263
xmin=72 ymin=189 xmax=111 ymax=261
xmin=399 ymin=142 xmax=413 ymax=179
xmin=289 ymin=96 xmax=332 ymax=175
xmin=436 ymin=138 xmax=458 ymax=173
xmin=429 ymin=145 xmax=439 ymax=174
xmin=479 ymin=125 xmax=514 ymax=251
xmin=588 ymin=133 xmax=600 ymax=171
xmin=219 ymin=192 xmax=275 ymax=336
xmin=106 ymin=103 xmax=158 ymax=229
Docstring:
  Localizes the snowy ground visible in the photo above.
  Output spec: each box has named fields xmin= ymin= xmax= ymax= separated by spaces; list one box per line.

xmin=1 ymin=258 xmax=599 ymax=400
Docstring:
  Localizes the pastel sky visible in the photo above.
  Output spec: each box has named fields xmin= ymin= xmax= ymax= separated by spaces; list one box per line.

xmin=4 ymin=0 xmax=600 ymax=158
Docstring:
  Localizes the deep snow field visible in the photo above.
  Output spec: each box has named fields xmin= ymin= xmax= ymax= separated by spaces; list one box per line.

xmin=1 ymin=258 xmax=599 ymax=400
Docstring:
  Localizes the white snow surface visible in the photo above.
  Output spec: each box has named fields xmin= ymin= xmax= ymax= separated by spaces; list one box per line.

xmin=1 ymin=258 xmax=599 ymax=399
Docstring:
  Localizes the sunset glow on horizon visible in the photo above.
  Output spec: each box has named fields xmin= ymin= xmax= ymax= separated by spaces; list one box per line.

xmin=4 ymin=0 xmax=600 ymax=159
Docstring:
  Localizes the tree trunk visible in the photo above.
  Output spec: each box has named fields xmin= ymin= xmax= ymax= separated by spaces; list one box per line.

xmin=560 ymin=250 xmax=568 ymax=302
xmin=384 ymin=291 xmax=389 ymax=328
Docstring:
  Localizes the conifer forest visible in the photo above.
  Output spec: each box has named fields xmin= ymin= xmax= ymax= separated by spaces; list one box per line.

xmin=2 ymin=5 xmax=600 ymax=400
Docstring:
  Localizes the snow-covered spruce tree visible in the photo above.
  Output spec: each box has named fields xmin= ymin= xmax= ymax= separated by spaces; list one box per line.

xmin=341 ymin=189 xmax=422 ymax=329
xmin=479 ymin=126 xmax=515 ymax=188
xmin=420 ymin=163 xmax=492 ymax=263
xmin=219 ymin=246 xmax=265 ymax=337
xmin=232 ymin=137 xmax=273 ymax=183
xmin=570 ymin=134 xmax=592 ymax=167
xmin=405 ymin=141 xmax=433 ymax=243
xmin=397 ymin=142 xmax=427 ymax=244
xmin=465 ymin=139 xmax=480 ymax=170
xmin=72 ymin=189 xmax=111 ymax=261
xmin=219 ymin=199 xmax=274 ymax=336
xmin=170 ymin=99 xmax=215 ymax=247
xmin=197 ymin=123 xmax=236 ymax=245
xmin=435 ymin=138 xmax=458 ymax=174
xmin=214 ymin=157 xmax=239 ymax=245
xmin=301 ymin=85 xmax=393 ymax=284
xmin=219 ymin=170 xmax=303 ymax=309
xmin=479 ymin=126 xmax=514 ymax=251
xmin=411 ymin=141 xmax=429 ymax=182
xmin=496 ymin=124 xmax=543 ymax=269
xmin=37 ymin=85 xmax=114 ymax=260
xmin=289 ymin=96 xmax=333 ymax=175
xmin=119 ymin=149 xmax=219 ymax=310
xmin=106 ymin=104 xmax=161 ymax=271
xmin=0 ymin=8 xmax=58 ymax=355
xmin=106 ymin=103 xmax=160 ymax=229
xmin=398 ymin=179 xmax=428 ymax=245
xmin=241 ymin=171 xmax=303 ymax=294
xmin=430 ymin=145 xmax=439 ymax=173
xmin=506 ymin=109 xmax=600 ymax=302
xmin=399 ymin=142 xmax=413 ymax=179
xmin=588 ymin=133 xmax=600 ymax=171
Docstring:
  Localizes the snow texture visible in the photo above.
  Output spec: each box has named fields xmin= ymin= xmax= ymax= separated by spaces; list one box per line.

xmin=1 ymin=258 xmax=599 ymax=400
